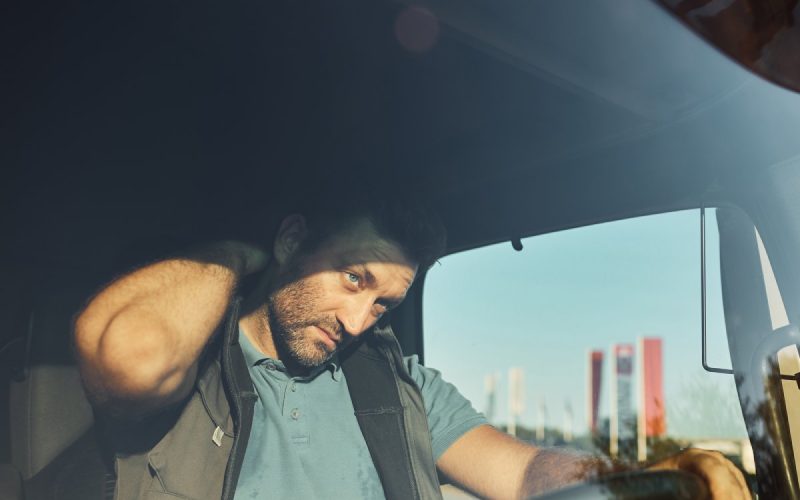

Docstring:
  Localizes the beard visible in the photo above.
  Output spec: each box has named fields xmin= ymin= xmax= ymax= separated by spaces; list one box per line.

xmin=266 ymin=275 xmax=344 ymax=370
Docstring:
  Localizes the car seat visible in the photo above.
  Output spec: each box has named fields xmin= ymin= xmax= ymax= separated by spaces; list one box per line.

xmin=3 ymin=279 xmax=107 ymax=499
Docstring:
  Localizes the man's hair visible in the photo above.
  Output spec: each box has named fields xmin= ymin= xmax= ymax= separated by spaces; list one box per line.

xmin=294 ymin=185 xmax=446 ymax=270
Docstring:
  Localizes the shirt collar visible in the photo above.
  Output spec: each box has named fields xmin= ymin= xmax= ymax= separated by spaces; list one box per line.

xmin=238 ymin=327 xmax=268 ymax=368
xmin=238 ymin=328 xmax=341 ymax=381
xmin=327 ymin=355 xmax=342 ymax=381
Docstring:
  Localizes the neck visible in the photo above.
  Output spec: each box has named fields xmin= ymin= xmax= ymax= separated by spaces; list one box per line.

xmin=239 ymin=304 xmax=279 ymax=359
xmin=238 ymin=257 xmax=282 ymax=358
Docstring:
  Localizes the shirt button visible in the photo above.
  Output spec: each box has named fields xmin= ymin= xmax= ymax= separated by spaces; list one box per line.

xmin=290 ymin=408 xmax=301 ymax=420
xmin=265 ymin=363 xmax=276 ymax=371
xmin=290 ymin=381 xmax=297 ymax=392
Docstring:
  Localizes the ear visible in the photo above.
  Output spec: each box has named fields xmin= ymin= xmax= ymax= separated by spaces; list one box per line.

xmin=273 ymin=214 xmax=308 ymax=266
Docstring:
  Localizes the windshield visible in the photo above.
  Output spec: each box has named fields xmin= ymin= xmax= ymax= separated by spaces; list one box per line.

xmin=423 ymin=209 xmax=756 ymax=496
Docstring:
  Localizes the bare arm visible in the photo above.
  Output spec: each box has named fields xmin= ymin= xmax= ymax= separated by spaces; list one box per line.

xmin=436 ymin=425 xmax=603 ymax=498
xmin=437 ymin=425 xmax=750 ymax=499
xmin=73 ymin=241 xmax=267 ymax=418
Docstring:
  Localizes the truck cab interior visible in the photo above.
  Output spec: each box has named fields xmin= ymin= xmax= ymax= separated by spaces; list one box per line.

xmin=3 ymin=0 xmax=800 ymax=498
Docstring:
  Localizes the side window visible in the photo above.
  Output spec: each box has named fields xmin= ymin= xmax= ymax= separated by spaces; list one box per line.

xmin=423 ymin=209 xmax=753 ymax=492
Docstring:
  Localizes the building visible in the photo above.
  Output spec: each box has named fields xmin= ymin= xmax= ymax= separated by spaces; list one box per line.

xmin=610 ymin=343 xmax=635 ymax=458
xmin=587 ymin=350 xmax=603 ymax=434
xmin=637 ymin=337 xmax=665 ymax=461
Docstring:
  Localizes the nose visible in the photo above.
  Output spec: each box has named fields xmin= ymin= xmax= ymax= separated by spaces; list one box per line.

xmin=337 ymin=297 xmax=376 ymax=337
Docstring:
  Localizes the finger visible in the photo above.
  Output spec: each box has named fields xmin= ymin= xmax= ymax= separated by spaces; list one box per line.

xmin=681 ymin=450 xmax=750 ymax=500
xmin=727 ymin=457 xmax=750 ymax=499
xmin=713 ymin=451 xmax=749 ymax=500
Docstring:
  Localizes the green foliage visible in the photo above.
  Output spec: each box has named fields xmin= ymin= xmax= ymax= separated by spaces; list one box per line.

xmin=647 ymin=436 xmax=683 ymax=463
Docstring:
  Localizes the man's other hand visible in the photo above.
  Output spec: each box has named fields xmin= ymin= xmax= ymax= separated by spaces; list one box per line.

xmin=648 ymin=448 xmax=751 ymax=499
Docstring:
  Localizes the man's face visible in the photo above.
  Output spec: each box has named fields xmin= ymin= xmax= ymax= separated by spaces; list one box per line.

xmin=267 ymin=219 xmax=417 ymax=369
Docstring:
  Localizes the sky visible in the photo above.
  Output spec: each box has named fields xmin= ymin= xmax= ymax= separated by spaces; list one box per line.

xmin=423 ymin=209 xmax=749 ymax=440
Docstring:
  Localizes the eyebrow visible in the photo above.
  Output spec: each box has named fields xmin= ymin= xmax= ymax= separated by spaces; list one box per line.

xmin=360 ymin=264 xmax=412 ymax=289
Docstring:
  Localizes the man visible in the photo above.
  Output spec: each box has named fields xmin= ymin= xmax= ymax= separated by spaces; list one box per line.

xmin=74 ymin=196 xmax=750 ymax=499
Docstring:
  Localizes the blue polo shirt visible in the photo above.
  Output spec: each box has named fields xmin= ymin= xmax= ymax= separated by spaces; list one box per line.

xmin=234 ymin=331 xmax=487 ymax=499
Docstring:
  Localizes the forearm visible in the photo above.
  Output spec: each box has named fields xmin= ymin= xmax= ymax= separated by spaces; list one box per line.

xmin=519 ymin=447 xmax=623 ymax=497
xmin=441 ymin=426 xmax=747 ymax=499
xmin=439 ymin=425 xmax=625 ymax=499
xmin=74 ymin=241 xmax=265 ymax=412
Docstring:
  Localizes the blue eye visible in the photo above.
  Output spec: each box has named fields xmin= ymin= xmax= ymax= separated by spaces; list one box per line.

xmin=345 ymin=272 xmax=361 ymax=285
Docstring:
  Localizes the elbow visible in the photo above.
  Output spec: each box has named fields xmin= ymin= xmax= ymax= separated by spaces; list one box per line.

xmin=74 ymin=310 xmax=181 ymax=403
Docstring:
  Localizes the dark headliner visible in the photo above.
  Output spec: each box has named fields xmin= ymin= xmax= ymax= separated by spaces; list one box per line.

xmin=1 ymin=0 xmax=794 ymax=292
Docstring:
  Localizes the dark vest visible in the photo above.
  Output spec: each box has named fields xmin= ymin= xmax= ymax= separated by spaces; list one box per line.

xmin=108 ymin=298 xmax=443 ymax=500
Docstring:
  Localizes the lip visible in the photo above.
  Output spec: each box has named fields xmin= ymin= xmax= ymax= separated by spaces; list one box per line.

xmin=315 ymin=326 xmax=338 ymax=350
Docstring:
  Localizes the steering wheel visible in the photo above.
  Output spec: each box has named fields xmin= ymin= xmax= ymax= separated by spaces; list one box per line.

xmin=529 ymin=469 xmax=708 ymax=500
